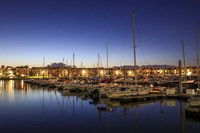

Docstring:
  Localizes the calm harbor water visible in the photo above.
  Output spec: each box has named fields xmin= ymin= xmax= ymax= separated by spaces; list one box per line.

xmin=0 ymin=80 xmax=200 ymax=133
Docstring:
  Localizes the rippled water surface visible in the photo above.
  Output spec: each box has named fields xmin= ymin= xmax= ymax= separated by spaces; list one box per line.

xmin=0 ymin=80 xmax=200 ymax=133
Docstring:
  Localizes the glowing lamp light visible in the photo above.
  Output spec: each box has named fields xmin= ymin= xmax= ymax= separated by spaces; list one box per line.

xmin=116 ymin=70 xmax=119 ymax=75
xmin=128 ymin=71 xmax=132 ymax=75
xmin=174 ymin=69 xmax=177 ymax=73
xmin=187 ymin=71 xmax=192 ymax=76
xmin=100 ymin=70 xmax=103 ymax=74
xmin=82 ymin=70 xmax=85 ymax=75
xmin=160 ymin=70 xmax=163 ymax=73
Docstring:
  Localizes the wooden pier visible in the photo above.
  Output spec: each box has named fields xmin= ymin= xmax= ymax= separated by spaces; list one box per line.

xmin=119 ymin=93 xmax=194 ymax=103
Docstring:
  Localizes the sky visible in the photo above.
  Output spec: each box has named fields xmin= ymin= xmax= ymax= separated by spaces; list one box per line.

xmin=0 ymin=0 xmax=200 ymax=67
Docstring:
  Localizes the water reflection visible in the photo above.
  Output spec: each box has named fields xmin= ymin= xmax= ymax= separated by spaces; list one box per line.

xmin=166 ymin=100 xmax=176 ymax=107
xmin=0 ymin=80 xmax=15 ymax=101
xmin=14 ymin=80 xmax=29 ymax=95
xmin=94 ymin=99 xmax=196 ymax=133
xmin=0 ymin=80 xmax=200 ymax=133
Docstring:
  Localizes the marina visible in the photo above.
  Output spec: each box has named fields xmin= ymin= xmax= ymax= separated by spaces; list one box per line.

xmin=0 ymin=0 xmax=200 ymax=133
xmin=0 ymin=79 xmax=200 ymax=133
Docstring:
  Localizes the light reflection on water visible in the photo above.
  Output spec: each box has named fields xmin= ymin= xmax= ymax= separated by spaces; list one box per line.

xmin=0 ymin=80 xmax=200 ymax=133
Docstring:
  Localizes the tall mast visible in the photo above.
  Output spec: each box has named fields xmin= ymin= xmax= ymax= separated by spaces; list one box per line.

xmin=182 ymin=40 xmax=187 ymax=86
xmin=43 ymin=56 xmax=45 ymax=67
xmin=73 ymin=53 xmax=75 ymax=68
xmin=66 ymin=59 xmax=68 ymax=66
xmin=62 ymin=58 xmax=65 ymax=64
xmin=106 ymin=42 xmax=109 ymax=76
xmin=98 ymin=53 xmax=100 ymax=69
xmin=43 ymin=56 xmax=45 ymax=78
xmin=62 ymin=58 xmax=65 ymax=77
xmin=106 ymin=42 xmax=108 ymax=69
xmin=98 ymin=53 xmax=100 ymax=84
xmin=196 ymin=24 xmax=199 ymax=90
xmin=133 ymin=11 xmax=137 ymax=85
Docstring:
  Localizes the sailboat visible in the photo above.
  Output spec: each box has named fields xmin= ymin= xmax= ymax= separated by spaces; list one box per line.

xmin=185 ymin=95 xmax=200 ymax=117
xmin=185 ymin=24 xmax=200 ymax=115
xmin=127 ymin=11 xmax=150 ymax=95
xmin=105 ymin=12 xmax=150 ymax=99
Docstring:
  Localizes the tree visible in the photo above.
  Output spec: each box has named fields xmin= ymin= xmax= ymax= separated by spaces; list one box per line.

xmin=1 ymin=65 xmax=5 ymax=70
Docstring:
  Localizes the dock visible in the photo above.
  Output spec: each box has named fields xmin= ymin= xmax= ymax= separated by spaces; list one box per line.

xmin=119 ymin=93 xmax=194 ymax=103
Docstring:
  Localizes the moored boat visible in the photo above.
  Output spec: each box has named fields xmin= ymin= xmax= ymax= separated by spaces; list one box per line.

xmin=185 ymin=96 xmax=200 ymax=116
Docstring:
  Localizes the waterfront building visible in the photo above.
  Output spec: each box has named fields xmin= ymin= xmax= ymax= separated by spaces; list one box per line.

xmin=0 ymin=64 xmax=197 ymax=79
xmin=16 ymin=66 xmax=29 ymax=77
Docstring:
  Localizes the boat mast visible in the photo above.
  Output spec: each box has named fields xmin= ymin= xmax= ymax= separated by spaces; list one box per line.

xmin=196 ymin=24 xmax=199 ymax=90
xmin=43 ymin=56 xmax=45 ymax=78
xmin=43 ymin=56 xmax=45 ymax=67
xmin=106 ymin=42 xmax=109 ymax=76
xmin=62 ymin=58 xmax=65 ymax=77
xmin=72 ymin=53 xmax=75 ymax=79
xmin=132 ymin=11 xmax=137 ymax=85
xmin=182 ymin=40 xmax=186 ymax=72
xmin=73 ymin=53 xmax=75 ymax=68
xmin=106 ymin=42 xmax=108 ymax=69
xmin=98 ymin=53 xmax=100 ymax=84
xmin=182 ymin=40 xmax=187 ymax=86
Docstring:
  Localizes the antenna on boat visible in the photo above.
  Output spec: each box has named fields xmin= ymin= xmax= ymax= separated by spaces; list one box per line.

xmin=132 ymin=11 xmax=137 ymax=85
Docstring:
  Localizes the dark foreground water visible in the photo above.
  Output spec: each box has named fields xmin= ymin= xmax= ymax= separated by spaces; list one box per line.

xmin=0 ymin=80 xmax=200 ymax=133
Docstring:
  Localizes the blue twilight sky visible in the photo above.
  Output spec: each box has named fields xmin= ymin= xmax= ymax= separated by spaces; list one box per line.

xmin=0 ymin=0 xmax=200 ymax=67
